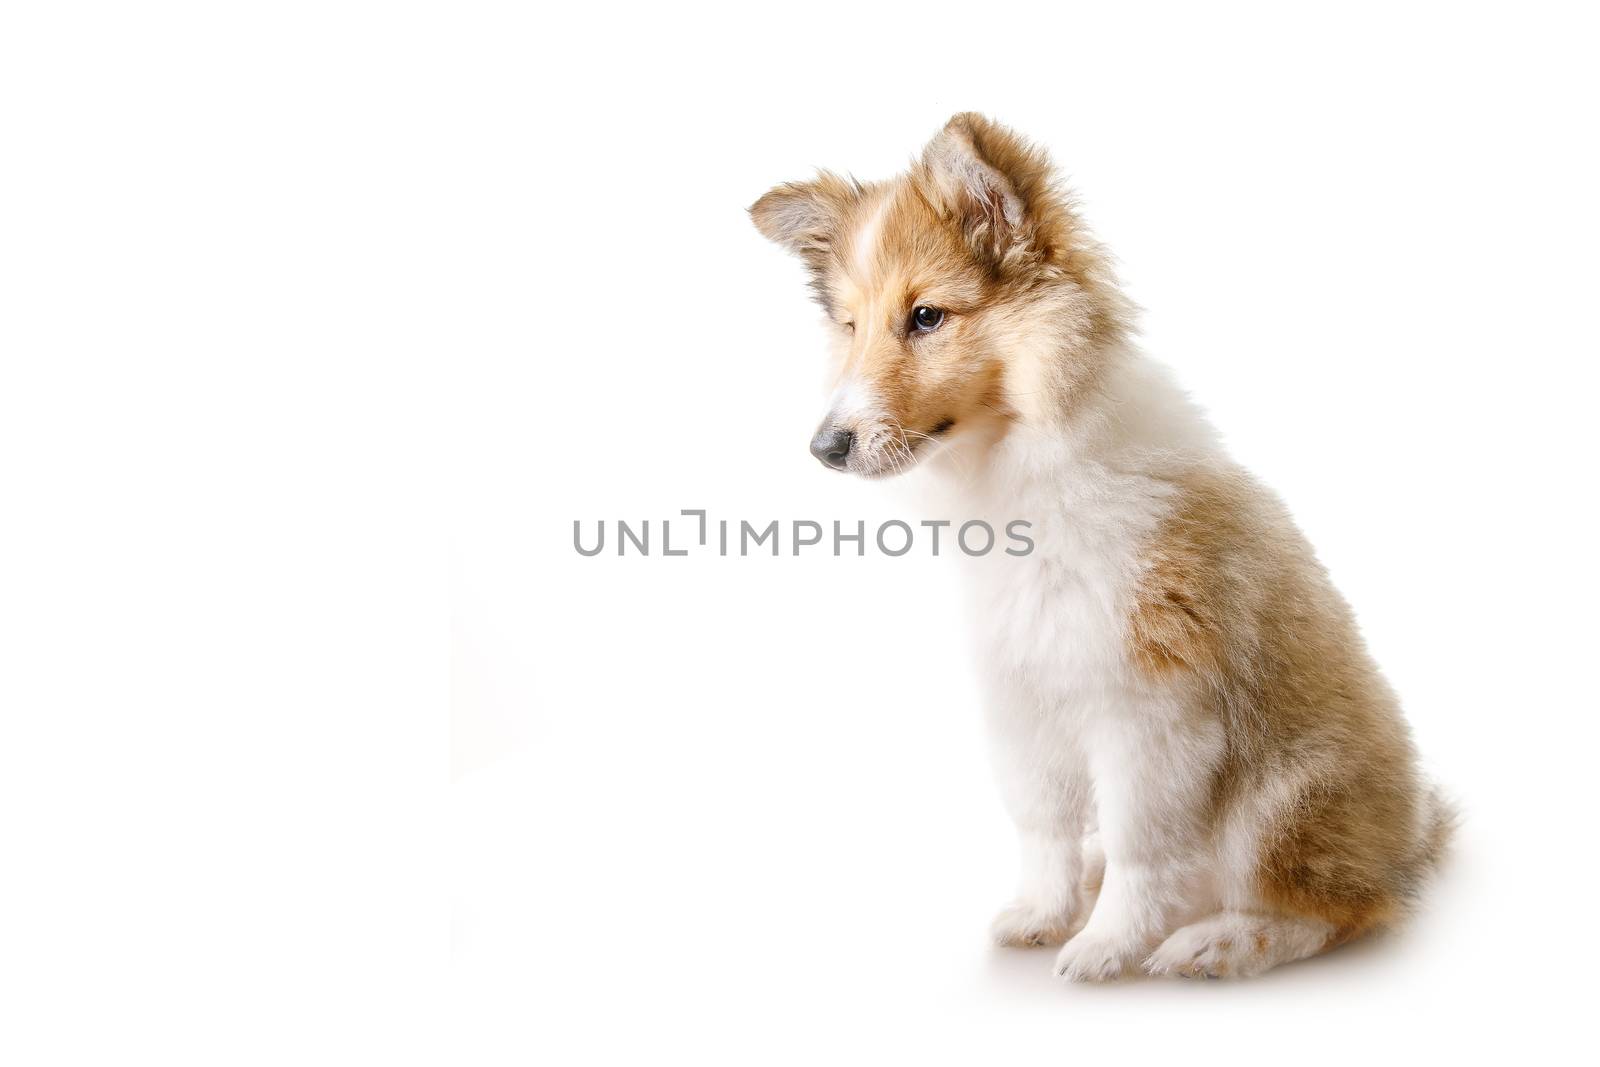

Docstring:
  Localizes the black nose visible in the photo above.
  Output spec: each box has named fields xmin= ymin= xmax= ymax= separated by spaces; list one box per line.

xmin=809 ymin=426 xmax=853 ymax=471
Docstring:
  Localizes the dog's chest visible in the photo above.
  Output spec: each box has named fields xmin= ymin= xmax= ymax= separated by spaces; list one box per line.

xmin=963 ymin=464 xmax=1169 ymax=702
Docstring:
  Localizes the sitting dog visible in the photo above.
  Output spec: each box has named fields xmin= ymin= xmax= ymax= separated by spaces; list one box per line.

xmin=751 ymin=113 xmax=1451 ymax=980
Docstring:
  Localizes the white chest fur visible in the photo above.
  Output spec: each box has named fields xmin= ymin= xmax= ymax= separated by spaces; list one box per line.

xmin=958 ymin=439 xmax=1173 ymax=710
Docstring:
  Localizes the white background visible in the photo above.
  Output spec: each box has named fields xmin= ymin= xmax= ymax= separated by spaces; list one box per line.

xmin=4 ymin=2 xmax=1598 ymax=1063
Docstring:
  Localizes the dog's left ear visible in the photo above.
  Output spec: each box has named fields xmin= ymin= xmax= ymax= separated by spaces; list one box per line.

xmin=921 ymin=113 xmax=1052 ymax=261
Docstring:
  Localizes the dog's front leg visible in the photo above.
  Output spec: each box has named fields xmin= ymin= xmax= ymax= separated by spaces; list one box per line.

xmin=991 ymin=828 xmax=1090 ymax=947
xmin=1053 ymin=700 xmax=1221 ymax=981
xmin=985 ymin=688 xmax=1093 ymax=947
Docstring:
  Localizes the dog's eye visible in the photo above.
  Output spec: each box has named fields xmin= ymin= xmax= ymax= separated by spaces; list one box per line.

xmin=911 ymin=306 xmax=944 ymax=332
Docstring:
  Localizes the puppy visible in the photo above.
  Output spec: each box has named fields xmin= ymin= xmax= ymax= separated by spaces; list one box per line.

xmin=751 ymin=114 xmax=1451 ymax=980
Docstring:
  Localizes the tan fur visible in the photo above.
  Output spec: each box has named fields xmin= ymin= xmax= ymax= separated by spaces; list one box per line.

xmin=1133 ymin=465 xmax=1453 ymax=946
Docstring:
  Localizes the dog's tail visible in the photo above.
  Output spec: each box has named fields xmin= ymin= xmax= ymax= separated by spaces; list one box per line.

xmin=1412 ymin=782 xmax=1459 ymax=881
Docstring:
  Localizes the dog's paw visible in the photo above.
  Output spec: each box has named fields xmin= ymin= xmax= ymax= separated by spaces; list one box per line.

xmin=1144 ymin=918 xmax=1252 ymax=979
xmin=1144 ymin=912 xmax=1329 ymax=979
xmin=990 ymin=900 xmax=1081 ymax=948
xmin=1053 ymin=931 xmax=1139 ymax=982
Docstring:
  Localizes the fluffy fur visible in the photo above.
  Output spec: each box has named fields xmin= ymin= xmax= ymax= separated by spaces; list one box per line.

xmin=752 ymin=114 xmax=1451 ymax=980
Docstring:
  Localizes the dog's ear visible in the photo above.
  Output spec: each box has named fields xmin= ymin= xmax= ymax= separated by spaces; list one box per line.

xmin=749 ymin=172 xmax=858 ymax=257
xmin=920 ymin=113 xmax=1052 ymax=261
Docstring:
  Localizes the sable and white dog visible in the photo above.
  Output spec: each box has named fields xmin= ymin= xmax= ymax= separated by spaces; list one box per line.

xmin=752 ymin=114 xmax=1451 ymax=980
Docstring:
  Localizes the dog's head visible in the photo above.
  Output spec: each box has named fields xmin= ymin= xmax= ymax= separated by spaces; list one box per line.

xmin=751 ymin=113 xmax=1124 ymax=477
